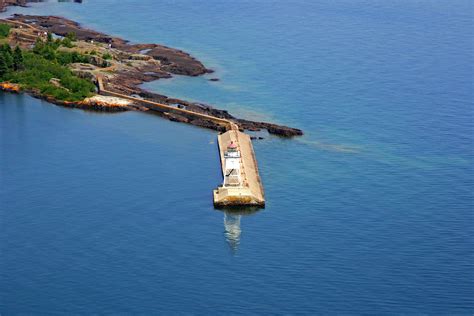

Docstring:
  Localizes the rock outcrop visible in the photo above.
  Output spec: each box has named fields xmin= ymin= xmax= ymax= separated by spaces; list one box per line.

xmin=4 ymin=14 xmax=303 ymax=137
xmin=10 ymin=14 xmax=210 ymax=76
xmin=0 ymin=82 xmax=21 ymax=92
xmin=0 ymin=0 xmax=27 ymax=12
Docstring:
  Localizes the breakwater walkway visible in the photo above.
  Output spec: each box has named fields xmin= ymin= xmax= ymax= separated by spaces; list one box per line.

xmin=97 ymin=76 xmax=265 ymax=207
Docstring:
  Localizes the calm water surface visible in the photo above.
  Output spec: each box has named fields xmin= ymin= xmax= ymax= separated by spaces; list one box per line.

xmin=1 ymin=0 xmax=473 ymax=314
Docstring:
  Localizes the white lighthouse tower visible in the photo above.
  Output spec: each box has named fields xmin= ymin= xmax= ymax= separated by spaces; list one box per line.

xmin=223 ymin=141 xmax=242 ymax=187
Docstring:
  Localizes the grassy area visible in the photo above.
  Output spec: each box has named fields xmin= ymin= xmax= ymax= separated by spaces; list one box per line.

xmin=0 ymin=37 xmax=96 ymax=102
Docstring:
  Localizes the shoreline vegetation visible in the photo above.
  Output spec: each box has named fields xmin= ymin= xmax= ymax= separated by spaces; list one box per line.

xmin=1 ymin=30 xmax=95 ymax=102
xmin=0 ymin=12 xmax=303 ymax=137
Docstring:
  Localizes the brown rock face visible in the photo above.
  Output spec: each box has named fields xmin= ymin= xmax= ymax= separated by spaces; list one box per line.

xmin=125 ymin=44 xmax=209 ymax=76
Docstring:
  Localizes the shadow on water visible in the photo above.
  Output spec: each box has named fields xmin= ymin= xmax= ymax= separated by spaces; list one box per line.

xmin=215 ymin=206 xmax=262 ymax=255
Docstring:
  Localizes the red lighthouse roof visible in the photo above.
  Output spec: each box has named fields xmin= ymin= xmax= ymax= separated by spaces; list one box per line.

xmin=228 ymin=141 xmax=237 ymax=149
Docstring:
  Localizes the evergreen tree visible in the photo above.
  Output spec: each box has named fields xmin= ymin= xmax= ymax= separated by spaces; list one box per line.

xmin=1 ymin=43 xmax=12 ymax=55
xmin=66 ymin=32 xmax=76 ymax=41
xmin=61 ymin=37 xmax=73 ymax=48
xmin=33 ymin=38 xmax=44 ymax=54
xmin=0 ymin=23 xmax=11 ymax=39
xmin=42 ymin=45 xmax=56 ymax=61
xmin=3 ymin=51 xmax=13 ymax=69
xmin=0 ymin=44 xmax=13 ymax=70
xmin=0 ymin=53 xmax=8 ymax=78
xmin=13 ymin=46 xmax=23 ymax=71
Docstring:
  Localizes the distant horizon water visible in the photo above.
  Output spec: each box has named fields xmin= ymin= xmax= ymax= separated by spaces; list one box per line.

xmin=1 ymin=0 xmax=473 ymax=314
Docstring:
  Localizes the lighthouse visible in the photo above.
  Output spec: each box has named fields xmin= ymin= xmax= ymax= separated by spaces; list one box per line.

xmin=223 ymin=141 xmax=242 ymax=187
xmin=213 ymin=130 xmax=264 ymax=207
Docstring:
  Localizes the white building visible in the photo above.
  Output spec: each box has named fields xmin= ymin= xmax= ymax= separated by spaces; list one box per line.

xmin=223 ymin=141 xmax=241 ymax=187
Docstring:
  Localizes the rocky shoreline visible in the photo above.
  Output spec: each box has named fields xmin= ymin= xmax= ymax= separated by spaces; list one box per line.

xmin=2 ymin=12 xmax=303 ymax=137
xmin=0 ymin=0 xmax=28 ymax=12
xmin=0 ymin=83 xmax=131 ymax=112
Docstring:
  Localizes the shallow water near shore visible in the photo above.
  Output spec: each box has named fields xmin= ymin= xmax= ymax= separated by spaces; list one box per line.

xmin=1 ymin=0 xmax=473 ymax=314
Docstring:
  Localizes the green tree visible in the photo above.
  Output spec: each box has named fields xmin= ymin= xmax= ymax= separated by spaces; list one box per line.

xmin=47 ymin=32 xmax=53 ymax=43
xmin=42 ymin=45 xmax=56 ymax=60
xmin=33 ymin=38 xmax=45 ymax=54
xmin=61 ymin=37 xmax=73 ymax=48
xmin=1 ymin=43 xmax=12 ymax=55
xmin=66 ymin=32 xmax=77 ymax=41
xmin=0 ymin=23 xmax=11 ymax=39
xmin=0 ymin=53 xmax=8 ymax=77
xmin=32 ymin=39 xmax=56 ymax=60
xmin=3 ymin=51 xmax=13 ymax=69
xmin=13 ymin=46 xmax=23 ymax=71
xmin=1 ymin=44 xmax=13 ymax=70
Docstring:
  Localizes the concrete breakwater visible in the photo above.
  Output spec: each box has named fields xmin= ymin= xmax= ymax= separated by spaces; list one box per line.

xmin=97 ymin=76 xmax=265 ymax=207
xmin=213 ymin=129 xmax=265 ymax=207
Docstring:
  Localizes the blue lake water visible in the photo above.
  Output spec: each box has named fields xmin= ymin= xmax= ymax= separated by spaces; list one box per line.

xmin=1 ymin=0 xmax=473 ymax=314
